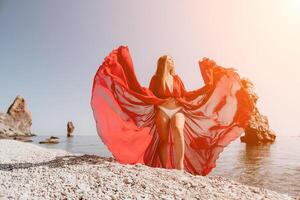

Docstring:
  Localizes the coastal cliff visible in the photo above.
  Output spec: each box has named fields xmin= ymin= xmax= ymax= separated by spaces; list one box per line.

xmin=0 ymin=96 xmax=34 ymax=138
xmin=240 ymin=79 xmax=276 ymax=144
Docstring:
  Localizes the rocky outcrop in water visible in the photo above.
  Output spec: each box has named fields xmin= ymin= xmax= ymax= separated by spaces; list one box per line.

xmin=67 ymin=121 xmax=75 ymax=137
xmin=39 ymin=136 xmax=59 ymax=144
xmin=240 ymin=79 xmax=276 ymax=145
xmin=0 ymin=96 xmax=34 ymax=138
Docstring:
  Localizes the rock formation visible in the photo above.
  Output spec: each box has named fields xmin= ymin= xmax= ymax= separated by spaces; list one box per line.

xmin=0 ymin=96 xmax=34 ymax=138
xmin=67 ymin=121 xmax=75 ymax=137
xmin=39 ymin=136 xmax=59 ymax=144
xmin=240 ymin=79 xmax=276 ymax=144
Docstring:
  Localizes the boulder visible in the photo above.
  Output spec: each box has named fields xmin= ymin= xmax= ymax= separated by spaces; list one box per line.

xmin=0 ymin=96 xmax=34 ymax=138
xmin=67 ymin=121 xmax=75 ymax=137
xmin=39 ymin=136 xmax=59 ymax=144
xmin=240 ymin=79 xmax=276 ymax=145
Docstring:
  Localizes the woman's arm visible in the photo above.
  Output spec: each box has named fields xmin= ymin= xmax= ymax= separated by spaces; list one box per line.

xmin=176 ymin=75 xmax=211 ymax=101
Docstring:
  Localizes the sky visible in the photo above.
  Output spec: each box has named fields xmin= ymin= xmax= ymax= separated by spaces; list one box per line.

xmin=0 ymin=0 xmax=299 ymax=136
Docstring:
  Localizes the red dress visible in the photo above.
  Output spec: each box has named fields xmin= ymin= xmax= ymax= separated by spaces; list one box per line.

xmin=91 ymin=45 xmax=254 ymax=175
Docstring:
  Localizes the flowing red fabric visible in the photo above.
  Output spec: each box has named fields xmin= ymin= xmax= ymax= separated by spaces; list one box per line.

xmin=91 ymin=45 xmax=254 ymax=175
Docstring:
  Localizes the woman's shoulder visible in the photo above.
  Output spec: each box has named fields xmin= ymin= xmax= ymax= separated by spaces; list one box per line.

xmin=150 ymin=74 xmax=157 ymax=81
xmin=173 ymin=74 xmax=182 ymax=82
xmin=149 ymin=75 xmax=158 ymax=88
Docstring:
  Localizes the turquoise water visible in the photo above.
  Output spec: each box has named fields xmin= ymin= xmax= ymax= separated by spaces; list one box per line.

xmin=33 ymin=135 xmax=300 ymax=197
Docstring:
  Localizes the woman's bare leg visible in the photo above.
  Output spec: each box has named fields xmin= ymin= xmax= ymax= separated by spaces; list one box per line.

xmin=155 ymin=109 xmax=170 ymax=168
xmin=170 ymin=112 xmax=185 ymax=170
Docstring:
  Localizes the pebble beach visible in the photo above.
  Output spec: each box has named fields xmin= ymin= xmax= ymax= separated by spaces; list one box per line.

xmin=0 ymin=140 xmax=297 ymax=200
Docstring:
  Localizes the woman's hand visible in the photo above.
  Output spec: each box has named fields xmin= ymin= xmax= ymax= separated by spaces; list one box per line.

xmin=199 ymin=58 xmax=237 ymax=71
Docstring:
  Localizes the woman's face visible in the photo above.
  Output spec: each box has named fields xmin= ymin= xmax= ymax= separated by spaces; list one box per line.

xmin=166 ymin=56 xmax=174 ymax=71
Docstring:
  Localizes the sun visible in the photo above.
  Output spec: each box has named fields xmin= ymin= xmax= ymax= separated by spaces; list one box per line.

xmin=285 ymin=0 xmax=300 ymax=19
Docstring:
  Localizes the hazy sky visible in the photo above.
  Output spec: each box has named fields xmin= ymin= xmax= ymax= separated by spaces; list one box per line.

xmin=0 ymin=0 xmax=299 ymax=136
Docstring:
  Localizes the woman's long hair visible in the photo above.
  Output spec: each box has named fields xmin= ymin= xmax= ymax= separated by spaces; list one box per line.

xmin=155 ymin=55 xmax=176 ymax=92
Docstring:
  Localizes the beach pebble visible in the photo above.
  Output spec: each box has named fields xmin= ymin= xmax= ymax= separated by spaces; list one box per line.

xmin=0 ymin=140 xmax=296 ymax=200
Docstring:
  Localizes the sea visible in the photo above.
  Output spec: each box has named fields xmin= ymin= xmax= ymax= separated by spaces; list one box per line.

xmin=32 ymin=134 xmax=300 ymax=197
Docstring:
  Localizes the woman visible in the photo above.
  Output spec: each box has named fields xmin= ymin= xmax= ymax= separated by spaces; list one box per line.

xmin=150 ymin=55 xmax=186 ymax=170
xmin=91 ymin=45 xmax=254 ymax=175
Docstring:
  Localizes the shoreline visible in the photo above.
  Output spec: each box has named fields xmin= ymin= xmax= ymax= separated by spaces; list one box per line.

xmin=0 ymin=139 xmax=297 ymax=200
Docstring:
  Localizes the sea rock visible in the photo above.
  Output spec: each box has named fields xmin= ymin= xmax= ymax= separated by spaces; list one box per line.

xmin=240 ymin=79 xmax=276 ymax=145
xmin=67 ymin=121 xmax=75 ymax=137
xmin=0 ymin=96 xmax=34 ymax=138
xmin=39 ymin=136 xmax=59 ymax=144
